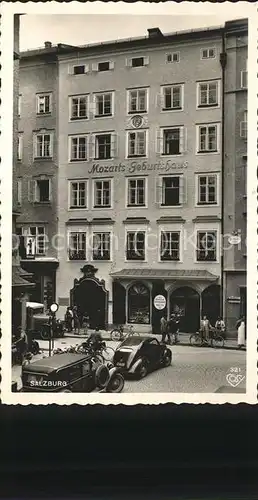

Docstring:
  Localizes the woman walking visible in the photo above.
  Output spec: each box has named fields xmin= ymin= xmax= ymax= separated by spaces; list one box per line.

xmin=236 ymin=316 xmax=245 ymax=349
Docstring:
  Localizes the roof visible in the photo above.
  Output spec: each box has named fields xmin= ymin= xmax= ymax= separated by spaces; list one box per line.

xmin=111 ymin=269 xmax=218 ymax=280
xmin=23 ymin=353 xmax=89 ymax=374
xmin=12 ymin=266 xmax=35 ymax=287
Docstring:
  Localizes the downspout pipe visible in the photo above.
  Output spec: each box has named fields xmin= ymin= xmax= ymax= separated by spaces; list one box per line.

xmin=220 ymin=31 xmax=227 ymax=319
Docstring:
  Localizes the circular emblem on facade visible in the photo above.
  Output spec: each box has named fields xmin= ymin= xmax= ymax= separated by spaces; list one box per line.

xmin=131 ymin=115 xmax=144 ymax=128
xmin=228 ymin=235 xmax=241 ymax=245
xmin=153 ymin=295 xmax=166 ymax=310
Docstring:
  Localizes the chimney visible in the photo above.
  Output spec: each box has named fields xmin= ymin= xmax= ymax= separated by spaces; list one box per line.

xmin=147 ymin=27 xmax=163 ymax=39
xmin=44 ymin=41 xmax=52 ymax=49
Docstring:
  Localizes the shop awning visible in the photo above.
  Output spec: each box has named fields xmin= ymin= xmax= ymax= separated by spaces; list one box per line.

xmin=111 ymin=269 xmax=218 ymax=281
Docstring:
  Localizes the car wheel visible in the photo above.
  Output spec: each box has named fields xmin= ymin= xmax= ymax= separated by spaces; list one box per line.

xmin=138 ymin=359 xmax=148 ymax=379
xmin=40 ymin=328 xmax=50 ymax=340
xmin=106 ymin=373 xmax=125 ymax=393
xmin=95 ymin=364 xmax=110 ymax=389
xmin=111 ymin=329 xmax=122 ymax=341
xmin=162 ymin=350 xmax=172 ymax=367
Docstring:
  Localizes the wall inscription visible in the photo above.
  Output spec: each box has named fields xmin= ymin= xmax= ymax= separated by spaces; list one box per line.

xmin=88 ymin=160 xmax=188 ymax=175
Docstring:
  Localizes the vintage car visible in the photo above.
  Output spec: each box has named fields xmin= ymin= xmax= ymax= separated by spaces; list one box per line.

xmin=113 ymin=336 xmax=172 ymax=379
xmin=21 ymin=352 xmax=125 ymax=393
xmin=26 ymin=302 xmax=65 ymax=340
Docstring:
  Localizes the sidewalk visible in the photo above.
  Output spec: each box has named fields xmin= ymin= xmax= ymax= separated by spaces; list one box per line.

xmin=64 ymin=329 xmax=245 ymax=351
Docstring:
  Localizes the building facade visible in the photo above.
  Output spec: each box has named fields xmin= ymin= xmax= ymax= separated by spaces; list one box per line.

xmin=56 ymin=26 xmax=224 ymax=333
xmin=223 ymin=19 xmax=247 ymax=333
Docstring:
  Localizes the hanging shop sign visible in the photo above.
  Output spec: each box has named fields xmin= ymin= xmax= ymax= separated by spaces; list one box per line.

xmin=88 ymin=160 xmax=188 ymax=175
xmin=153 ymin=295 xmax=166 ymax=310
xmin=228 ymin=234 xmax=241 ymax=245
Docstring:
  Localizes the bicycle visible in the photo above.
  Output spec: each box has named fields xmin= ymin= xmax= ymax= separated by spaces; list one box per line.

xmin=110 ymin=324 xmax=140 ymax=341
xmin=189 ymin=328 xmax=224 ymax=349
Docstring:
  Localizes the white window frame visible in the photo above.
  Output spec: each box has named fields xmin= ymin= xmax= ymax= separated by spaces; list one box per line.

xmin=196 ymin=123 xmax=220 ymax=154
xmin=197 ymin=80 xmax=220 ymax=109
xmin=195 ymin=173 xmax=219 ymax=206
xmin=33 ymin=132 xmax=53 ymax=159
xmin=126 ymin=56 xmax=149 ymax=68
xmin=160 ymin=84 xmax=184 ymax=111
xmin=159 ymin=126 xmax=186 ymax=156
xmin=195 ymin=229 xmax=218 ymax=263
xmin=200 ymin=47 xmax=216 ymax=60
xmin=159 ymin=229 xmax=182 ymax=262
xmin=155 ymin=174 xmax=187 ymax=207
xmin=34 ymin=178 xmax=51 ymax=203
xmin=92 ymin=231 xmax=112 ymax=261
xmin=93 ymin=91 xmax=114 ymax=118
xmin=67 ymin=230 xmax=87 ymax=261
xmin=92 ymin=132 xmax=117 ymax=161
xmin=69 ymin=135 xmax=88 ymax=162
xmin=69 ymin=94 xmax=89 ymax=121
xmin=126 ymin=130 xmax=148 ymax=159
xmin=36 ymin=93 xmax=52 ymax=114
xmin=126 ymin=176 xmax=147 ymax=208
xmin=22 ymin=226 xmax=46 ymax=255
xmin=68 ymin=179 xmax=88 ymax=210
xmin=92 ymin=178 xmax=113 ymax=210
xmin=166 ymin=52 xmax=180 ymax=64
xmin=17 ymin=133 xmax=23 ymax=161
xmin=125 ymin=229 xmax=147 ymax=262
xmin=70 ymin=64 xmax=89 ymax=75
xmin=17 ymin=179 xmax=22 ymax=206
xmin=92 ymin=60 xmax=115 ymax=72
xmin=127 ymin=88 xmax=149 ymax=115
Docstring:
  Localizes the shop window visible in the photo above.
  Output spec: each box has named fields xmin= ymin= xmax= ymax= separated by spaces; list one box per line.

xmin=128 ymin=283 xmax=150 ymax=324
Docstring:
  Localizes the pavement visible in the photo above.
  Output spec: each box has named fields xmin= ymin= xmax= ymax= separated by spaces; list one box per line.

xmin=12 ymin=334 xmax=246 ymax=394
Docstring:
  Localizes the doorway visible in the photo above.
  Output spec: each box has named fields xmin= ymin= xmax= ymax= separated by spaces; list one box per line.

xmin=201 ymin=284 xmax=221 ymax=326
xmin=170 ymin=286 xmax=200 ymax=333
xmin=72 ymin=278 xmax=107 ymax=329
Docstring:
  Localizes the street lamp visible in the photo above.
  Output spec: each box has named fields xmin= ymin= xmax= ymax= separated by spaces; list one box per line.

xmin=49 ymin=302 xmax=59 ymax=356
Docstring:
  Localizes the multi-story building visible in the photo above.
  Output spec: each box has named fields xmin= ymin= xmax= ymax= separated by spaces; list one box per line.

xmin=223 ymin=19 xmax=248 ymax=333
xmin=56 ymin=25 xmax=224 ymax=333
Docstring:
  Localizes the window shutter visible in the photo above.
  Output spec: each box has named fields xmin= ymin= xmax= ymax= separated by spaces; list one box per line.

xmin=125 ymin=58 xmax=132 ymax=67
xmin=179 ymin=176 xmax=187 ymax=204
xmin=92 ymin=62 xmax=98 ymax=72
xmin=156 ymin=128 xmax=163 ymax=155
xmin=50 ymin=133 xmax=53 ymax=157
xmin=155 ymin=176 xmax=163 ymax=204
xmin=111 ymin=133 xmax=118 ymax=158
xmin=28 ymin=180 xmax=36 ymax=202
xmin=88 ymin=135 xmax=95 ymax=160
xmin=109 ymin=61 xmax=115 ymax=70
xmin=179 ymin=127 xmax=185 ymax=153
xmin=143 ymin=56 xmax=149 ymax=66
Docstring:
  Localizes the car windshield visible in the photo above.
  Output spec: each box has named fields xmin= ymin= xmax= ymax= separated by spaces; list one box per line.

xmin=122 ymin=337 xmax=143 ymax=346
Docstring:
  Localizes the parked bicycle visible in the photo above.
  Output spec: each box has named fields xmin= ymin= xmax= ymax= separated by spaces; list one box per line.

xmin=110 ymin=324 xmax=140 ymax=341
xmin=189 ymin=328 xmax=224 ymax=349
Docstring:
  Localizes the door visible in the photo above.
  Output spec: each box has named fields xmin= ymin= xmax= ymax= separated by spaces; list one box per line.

xmin=73 ymin=279 xmax=107 ymax=329
xmin=170 ymin=287 xmax=200 ymax=333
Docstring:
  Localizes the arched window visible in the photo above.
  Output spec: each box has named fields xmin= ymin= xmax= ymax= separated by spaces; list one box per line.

xmin=128 ymin=283 xmax=150 ymax=324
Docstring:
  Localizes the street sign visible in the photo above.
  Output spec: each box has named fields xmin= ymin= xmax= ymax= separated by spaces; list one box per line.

xmin=228 ymin=235 xmax=241 ymax=245
xmin=153 ymin=295 xmax=166 ymax=310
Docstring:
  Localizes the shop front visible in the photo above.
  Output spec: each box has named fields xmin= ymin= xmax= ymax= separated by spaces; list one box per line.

xmin=19 ymin=258 xmax=59 ymax=310
xmin=111 ymin=269 xmax=220 ymax=334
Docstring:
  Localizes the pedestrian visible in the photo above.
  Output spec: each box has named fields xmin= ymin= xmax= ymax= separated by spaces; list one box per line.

xmin=73 ymin=306 xmax=80 ymax=334
xmin=236 ymin=316 xmax=245 ymax=349
xmin=81 ymin=312 xmax=90 ymax=334
xmin=65 ymin=307 xmax=73 ymax=332
xmin=215 ymin=316 xmax=226 ymax=338
xmin=200 ymin=315 xmax=212 ymax=342
xmin=168 ymin=314 xmax=179 ymax=344
xmin=160 ymin=315 xmax=168 ymax=343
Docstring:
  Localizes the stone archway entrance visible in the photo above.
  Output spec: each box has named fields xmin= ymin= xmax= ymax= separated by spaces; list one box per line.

xmin=170 ymin=286 xmax=200 ymax=333
xmin=70 ymin=265 xmax=108 ymax=329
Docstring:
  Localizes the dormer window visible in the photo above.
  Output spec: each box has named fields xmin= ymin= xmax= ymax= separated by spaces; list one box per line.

xmin=73 ymin=65 xmax=86 ymax=75
xmin=166 ymin=52 xmax=180 ymax=63
xmin=201 ymin=48 xmax=216 ymax=60
xmin=98 ymin=61 xmax=110 ymax=72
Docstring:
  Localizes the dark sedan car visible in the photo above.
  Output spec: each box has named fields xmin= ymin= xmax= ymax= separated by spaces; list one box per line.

xmin=113 ymin=336 xmax=172 ymax=379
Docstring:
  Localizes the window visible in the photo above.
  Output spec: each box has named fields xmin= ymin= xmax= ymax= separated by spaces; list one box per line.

xmin=128 ymin=88 xmax=147 ymax=113
xmin=196 ymin=231 xmax=217 ymax=261
xmin=68 ymin=232 xmax=86 ymax=260
xmin=70 ymin=136 xmax=88 ymax=161
xmin=197 ymin=175 xmax=217 ymax=205
xmin=161 ymin=176 xmax=180 ymax=206
xmin=93 ymin=232 xmax=111 ymax=260
xmin=95 ymin=134 xmax=111 ymax=160
xmin=98 ymin=61 xmax=110 ymax=72
xmin=34 ymin=133 xmax=52 ymax=158
xmin=70 ymin=95 xmax=88 ymax=120
xmin=240 ymin=111 xmax=247 ymax=139
xmin=35 ymin=179 xmax=51 ymax=203
xmin=197 ymin=124 xmax=218 ymax=153
xmin=162 ymin=85 xmax=182 ymax=110
xmin=94 ymin=179 xmax=111 ymax=208
xmin=37 ymin=94 xmax=51 ymax=114
xmin=126 ymin=232 xmax=145 ymax=261
xmin=198 ymin=81 xmax=219 ymax=107
xmin=201 ymin=48 xmax=216 ymax=59
xmin=126 ymin=56 xmax=149 ymax=68
xmin=241 ymin=70 xmax=248 ymax=89
xmin=17 ymin=179 xmax=22 ymax=206
xmin=73 ymin=65 xmax=86 ymax=75
xmin=160 ymin=231 xmax=180 ymax=261
xmin=166 ymin=52 xmax=180 ymax=63
xmin=162 ymin=127 xmax=184 ymax=155
xmin=23 ymin=226 xmax=46 ymax=255
xmin=127 ymin=178 xmax=146 ymax=206
xmin=128 ymin=283 xmax=150 ymax=324
xmin=69 ymin=181 xmax=87 ymax=209
xmin=94 ymin=93 xmax=113 ymax=117
xmin=17 ymin=134 xmax=23 ymax=161
xmin=127 ymin=130 xmax=147 ymax=158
